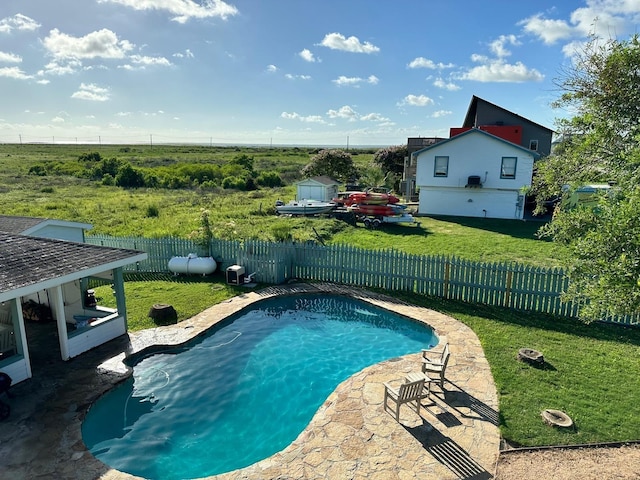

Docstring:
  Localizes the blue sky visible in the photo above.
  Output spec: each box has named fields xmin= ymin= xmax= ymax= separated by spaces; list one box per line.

xmin=1 ymin=0 xmax=639 ymax=146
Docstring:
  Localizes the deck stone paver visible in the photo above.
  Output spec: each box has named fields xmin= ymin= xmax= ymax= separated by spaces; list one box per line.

xmin=0 ymin=283 xmax=499 ymax=479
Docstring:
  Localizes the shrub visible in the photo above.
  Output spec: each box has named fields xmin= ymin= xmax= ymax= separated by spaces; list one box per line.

xmin=146 ymin=204 xmax=160 ymax=218
xmin=222 ymin=176 xmax=246 ymax=190
xmin=256 ymin=171 xmax=283 ymax=187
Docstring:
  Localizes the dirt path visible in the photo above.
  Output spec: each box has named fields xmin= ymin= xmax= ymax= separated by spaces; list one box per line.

xmin=495 ymin=444 xmax=640 ymax=480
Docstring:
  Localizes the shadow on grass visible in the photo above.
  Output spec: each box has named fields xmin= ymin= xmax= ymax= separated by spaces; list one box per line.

xmin=123 ymin=271 xmax=227 ymax=284
xmin=386 ymin=290 xmax=640 ymax=347
xmin=359 ymin=222 xmax=431 ymax=237
xmin=426 ymin=214 xmax=551 ymax=241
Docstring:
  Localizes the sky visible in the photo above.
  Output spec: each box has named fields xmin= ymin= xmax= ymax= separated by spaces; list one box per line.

xmin=1 ymin=0 xmax=639 ymax=146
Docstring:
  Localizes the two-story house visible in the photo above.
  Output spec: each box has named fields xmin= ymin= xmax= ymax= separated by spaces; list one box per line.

xmin=414 ymin=128 xmax=539 ymax=219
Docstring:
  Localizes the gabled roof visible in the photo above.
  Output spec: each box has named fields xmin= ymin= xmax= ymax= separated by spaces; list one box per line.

xmin=0 ymin=233 xmax=147 ymax=302
xmin=463 ymin=95 xmax=554 ymax=133
xmin=0 ymin=215 xmax=92 ymax=235
xmin=296 ymin=176 xmax=340 ymax=186
xmin=412 ymin=127 xmax=541 ymax=159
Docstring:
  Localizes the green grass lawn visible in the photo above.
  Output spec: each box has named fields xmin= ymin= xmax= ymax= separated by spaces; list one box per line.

xmin=94 ymin=275 xmax=640 ymax=448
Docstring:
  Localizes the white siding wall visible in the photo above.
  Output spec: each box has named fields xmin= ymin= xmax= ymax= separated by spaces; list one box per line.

xmin=419 ymin=188 xmax=523 ymax=219
xmin=415 ymin=131 xmax=534 ymax=219
xmin=67 ymin=316 xmax=126 ymax=358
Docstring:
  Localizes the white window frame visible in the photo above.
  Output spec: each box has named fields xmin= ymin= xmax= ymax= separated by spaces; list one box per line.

xmin=529 ymin=139 xmax=539 ymax=151
xmin=501 ymin=157 xmax=517 ymax=179
xmin=434 ymin=156 xmax=449 ymax=177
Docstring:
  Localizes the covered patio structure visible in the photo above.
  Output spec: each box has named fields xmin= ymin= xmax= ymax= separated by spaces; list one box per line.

xmin=0 ymin=232 xmax=147 ymax=384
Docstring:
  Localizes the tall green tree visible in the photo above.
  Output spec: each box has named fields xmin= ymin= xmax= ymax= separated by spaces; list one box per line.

xmin=372 ymin=145 xmax=408 ymax=177
xmin=534 ymin=35 xmax=640 ymax=320
xmin=301 ymin=149 xmax=358 ymax=183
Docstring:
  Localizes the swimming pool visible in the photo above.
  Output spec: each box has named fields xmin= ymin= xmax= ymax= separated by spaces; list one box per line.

xmin=82 ymin=294 xmax=437 ymax=479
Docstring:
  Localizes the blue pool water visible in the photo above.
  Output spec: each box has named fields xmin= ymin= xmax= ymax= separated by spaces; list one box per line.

xmin=82 ymin=294 xmax=437 ymax=479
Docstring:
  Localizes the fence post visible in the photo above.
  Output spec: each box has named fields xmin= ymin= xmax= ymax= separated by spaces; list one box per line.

xmin=504 ymin=269 xmax=513 ymax=308
xmin=444 ymin=260 xmax=450 ymax=299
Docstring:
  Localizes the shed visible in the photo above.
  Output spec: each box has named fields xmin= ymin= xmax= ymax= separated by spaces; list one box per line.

xmin=0 ymin=215 xmax=92 ymax=243
xmin=295 ymin=176 xmax=340 ymax=202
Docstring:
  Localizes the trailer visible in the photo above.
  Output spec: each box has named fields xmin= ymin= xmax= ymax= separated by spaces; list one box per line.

xmin=359 ymin=213 xmax=417 ymax=229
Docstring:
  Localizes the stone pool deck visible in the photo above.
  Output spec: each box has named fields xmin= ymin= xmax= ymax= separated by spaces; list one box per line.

xmin=0 ymin=283 xmax=500 ymax=479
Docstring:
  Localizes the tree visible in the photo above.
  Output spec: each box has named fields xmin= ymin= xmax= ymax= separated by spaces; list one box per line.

xmin=301 ymin=149 xmax=358 ymax=183
xmin=533 ymin=35 xmax=640 ymax=320
xmin=372 ymin=145 xmax=408 ymax=177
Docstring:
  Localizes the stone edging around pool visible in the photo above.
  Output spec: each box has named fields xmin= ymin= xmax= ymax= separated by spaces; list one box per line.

xmin=95 ymin=282 xmax=500 ymax=480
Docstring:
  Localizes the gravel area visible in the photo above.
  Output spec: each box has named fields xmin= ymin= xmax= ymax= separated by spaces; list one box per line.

xmin=496 ymin=444 xmax=640 ymax=480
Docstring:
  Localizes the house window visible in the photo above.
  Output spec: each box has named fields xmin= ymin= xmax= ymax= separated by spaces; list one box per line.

xmin=529 ymin=139 xmax=539 ymax=151
xmin=501 ymin=157 xmax=517 ymax=179
xmin=434 ymin=156 xmax=449 ymax=177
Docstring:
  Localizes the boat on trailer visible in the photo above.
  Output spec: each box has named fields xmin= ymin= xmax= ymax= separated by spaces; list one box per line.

xmin=275 ymin=199 xmax=335 ymax=216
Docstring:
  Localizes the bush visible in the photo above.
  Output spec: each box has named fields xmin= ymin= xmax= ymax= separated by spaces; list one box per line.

xmin=222 ymin=176 xmax=246 ymax=190
xmin=256 ymin=171 xmax=283 ymax=187
xmin=146 ymin=204 xmax=160 ymax=218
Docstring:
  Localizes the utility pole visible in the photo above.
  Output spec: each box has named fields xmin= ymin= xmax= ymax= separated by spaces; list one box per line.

xmin=150 ymin=134 xmax=153 ymax=149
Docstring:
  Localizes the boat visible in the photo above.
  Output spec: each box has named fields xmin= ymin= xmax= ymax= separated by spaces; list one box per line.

xmin=275 ymin=199 xmax=335 ymax=215
xmin=348 ymin=204 xmax=406 ymax=216
xmin=344 ymin=192 xmax=400 ymax=206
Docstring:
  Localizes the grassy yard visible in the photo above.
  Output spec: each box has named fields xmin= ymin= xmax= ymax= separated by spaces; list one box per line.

xmin=94 ymin=275 xmax=640 ymax=448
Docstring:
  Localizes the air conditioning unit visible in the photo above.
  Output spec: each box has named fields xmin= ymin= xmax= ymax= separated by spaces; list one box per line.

xmin=466 ymin=175 xmax=482 ymax=188
xmin=226 ymin=265 xmax=246 ymax=285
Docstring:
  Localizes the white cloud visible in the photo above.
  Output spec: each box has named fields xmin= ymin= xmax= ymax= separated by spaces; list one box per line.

xmin=460 ymin=59 xmax=544 ymax=83
xmin=327 ymin=105 xmax=358 ymax=121
xmin=519 ymin=2 xmax=640 ymax=50
xmin=284 ymin=73 xmax=311 ymax=80
xmin=71 ymin=83 xmax=110 ymax=101
xmin=360 ymin=112 xmax=389 ymax=122
xmin=319 ymin=32 xmax=380 ymax=54
xmin=332 ymin=75 xmax=379 ymax=87
xmin=266 ymin=64 xmax=277 ymax=73
xmin=431 ymin=110 xmax=452 ymax=118
xmin=39 ymin=59 xmax=83 ymax=76
xmin=285 ymin=73 xmax=311 ymax=80
xmin=0 ymin=66 xmax=31 ymax=80
xmin=43 ymin=28 xmax=134 ymax=60
xmin=97 ymin=0 xmax=239 ymax=23
xmin=397 ymin=94 xmax=434 ymax=107
xmin=129 ymin=54 xmax=172 ymax=67
xmin=0 ymin=52 xmax=21 ymax=63
xmin=519 ymin=14 xmax=575 ymax=45
xmin=51 ymin=116 xmax=65 ymax=123
xmin=280 ymin=112 xmax=325 ymax=123
xmin=0 ymin=14 xmax=40 ymax=34
xmin=173 ymin=49 xmax=194 ymax=58
xmin=489 ymin=34 xmax=520 ymax=58
xmin=299 ymin=48 xmax=317 ymax=62
xmin=407 ymin=57 xmax=455 ymax=69
xmin=433 ymin=77 xmax=461 ymax=91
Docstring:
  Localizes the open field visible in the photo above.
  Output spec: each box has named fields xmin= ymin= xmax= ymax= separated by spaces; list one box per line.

xmin=0 ymin=144 xmax=566 ymax=267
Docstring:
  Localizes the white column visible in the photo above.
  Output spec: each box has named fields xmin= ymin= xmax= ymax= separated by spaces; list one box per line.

xmin=50 ymin=286 xmax=70 ymax=361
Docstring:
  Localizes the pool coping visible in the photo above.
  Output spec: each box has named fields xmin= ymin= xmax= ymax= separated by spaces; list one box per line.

xmin=0 ymin=283 xmax=500 ymax=479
